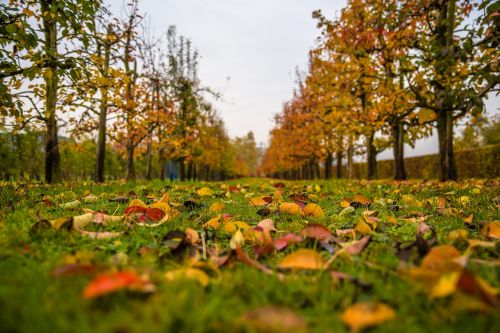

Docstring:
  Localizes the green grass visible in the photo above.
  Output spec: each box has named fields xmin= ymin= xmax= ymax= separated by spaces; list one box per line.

xmin=0 ymin=178 xmax=499 ymax=333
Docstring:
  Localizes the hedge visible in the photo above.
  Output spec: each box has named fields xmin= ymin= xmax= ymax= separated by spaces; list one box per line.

xmin=331 ymin=144 xmax=500 ymax=179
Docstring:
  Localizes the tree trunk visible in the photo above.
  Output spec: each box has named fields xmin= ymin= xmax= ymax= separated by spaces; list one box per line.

xmin=347 ymin=135 xmax=354 ymax=179
xmin=392 ymin=122 xmax=407 ymax=180
xmin=437 ymin=111 xmax=458 ymax=181
xmin=159 ymin=149 xmax=165 ymax=180
xmin=187 ymin=161 xmax=193 ymax=180
xmin=95 ymin=25 xmax=112 ymax=183
xmin=126 ymin=144 xmax=135 ymax=180
xmin=179 ymin=159 xmax=186 ymax=181
xmin=324 ymin=152 xmax=333 ymax=179
xmin=367 ymin=132 xmax=377 ymax=180
xmin=145 ymin=136 xmax=153 ymax=180
xmin=42 ymin=0 xmax=61 ymax=183
xmin=434 ymin=0 xmax=457 ymax=181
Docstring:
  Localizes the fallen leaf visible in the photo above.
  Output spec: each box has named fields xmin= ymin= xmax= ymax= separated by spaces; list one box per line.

xmin=250 ymin=197 xmax=269 ymax=207
xmin=279 ymin=202 xmax=303 ymax=216
xmin=277 ymin=249 xmax=324 ymax=270
xmin=303 ymin=203 xmax=324 ymax=217
xmin=339 ymin=206 xmax=355 ymax=216
xmin=300 ymin=224 xmax=332 ymax=241
xmin=209 ymin=202 xmax=224 ymax=212
xmin=230 ymin=229 xmax=245 ymax=249
xmin=185 ymin=228 xmax=200 ymax=244
xmin=341 ymin=302 xmax=395 ymax=332
xmin=196 ymin=187 xmax=214 ymax=196
xmin=481 ymin=221 xmax=500 ymax=239
xmin=165 ymin=267 xmax=209 ymax=286
xmin=257 ymin=218 xmax=277 ymax=232
xmin=343 ymin=236 xmax=371 ymax=255
xmin=239 ymin=306 xmax=307 ymax=333
xmin=83 ymin=271 xmax=155 ymax=299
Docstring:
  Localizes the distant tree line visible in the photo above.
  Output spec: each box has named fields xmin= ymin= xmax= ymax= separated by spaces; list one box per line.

xmin=0 ymin=0 xmax=259 ymax=182
xmin=260 ymin=0 xmax=499 ymax=181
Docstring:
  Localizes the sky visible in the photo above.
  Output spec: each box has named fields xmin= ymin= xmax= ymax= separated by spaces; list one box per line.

xmin=106 ymin=0 xmax=499 ymax=160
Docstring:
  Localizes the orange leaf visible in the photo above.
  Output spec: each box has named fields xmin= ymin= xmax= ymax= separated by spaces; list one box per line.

xmin=341 ymin=302 xmax=395 ymax=332
xmin=277 ymin=249 xmax=324 ymax=270
xmin=83 ymin=271 xmax=154 ymax=299
xmin=303 ymin=203 xmax=325 ymax=217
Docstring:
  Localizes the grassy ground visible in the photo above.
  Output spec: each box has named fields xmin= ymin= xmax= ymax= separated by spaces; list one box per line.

xmin=0 ymin=178 xmax=498 ymax=333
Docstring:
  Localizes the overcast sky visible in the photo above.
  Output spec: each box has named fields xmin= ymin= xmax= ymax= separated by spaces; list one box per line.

xmin=106 ymin=0 xmax=498 ymax=159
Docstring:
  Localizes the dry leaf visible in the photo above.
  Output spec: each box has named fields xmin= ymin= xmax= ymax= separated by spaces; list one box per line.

xmin=303 ymin=203 xmax=324 ymax=217
xmin=481 ymin=221 xmax=500 ymax=239
xmin=250 ymin=197 xmax=269 ymax=207
xmin=209 ymin=202 xmax=224 ymax=212
xmin=165 ymin=267 xmax=209 ymax=286
xmin=196 ymin=187 xmax=214 ymax=196
xmin=240 ymin=306 xmax=307 ymax=333
xmin=277 ymin=249 xmax=324 ymax=270
xmin=83 ymin=271 xmax=155 ymax=299
xmin=279 ymin=202 xmax=303 ymax=215
xmin=341 ymin=302 xmax=395 ymax=332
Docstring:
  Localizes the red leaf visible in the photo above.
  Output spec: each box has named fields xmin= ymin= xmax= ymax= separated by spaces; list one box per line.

xmin=124 ymin=206 xmax=148 ymax=215
xmin=301 ymin=224 xmax=332 ymax=241
xmin=146 ymin=208 xmax=166 ymax=221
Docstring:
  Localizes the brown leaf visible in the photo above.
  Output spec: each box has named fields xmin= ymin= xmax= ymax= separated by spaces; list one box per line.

xmin=240 ymin=306 xmax=307 ymax=333
xmin=300 ymin=224 xmax=332 ymax=242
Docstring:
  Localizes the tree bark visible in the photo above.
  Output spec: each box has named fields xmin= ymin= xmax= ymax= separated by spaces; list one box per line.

xmin=392 ymin=122 xmax=407 ymax=180
xmin=347 ymin=135 xmax=354 ymax=179
xmin=95 ymin=25 xmax=112 ymax=183
xmin=42 ymin=0 xmax=61 ymax=183
xmin=366 ymin=132 xmax=377 ymax=180
xmin=145 ymin=135 xmax=153 ymax=180
xmin=434 ymin=0 xmax=458 ymax=181
xmin=324 ymin=152 xmax=333 ymax=179
xmin=179 ymin=158 xmax=186 ymax=181
xmin=437 ymin=111 xmax=458 ymax=181
xmin=126 ymin=145 xmax=135 ymax=180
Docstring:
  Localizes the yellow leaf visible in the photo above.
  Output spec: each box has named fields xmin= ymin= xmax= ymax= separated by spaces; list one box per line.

xmin=165 ymin=268 xmax=209 ymax=287
xmin=303 ymin=203 xmax=324 ymax=217
xmin=159 ymin=193 xmax=170 ymax=203
xmin=224 ymin=221 xmax=251 ymax=234
xmin=197 ymin=187 xmax=214 ymax=196
xmin=279 ymin=202 xmax=303 ymax=216
xmin=429 ymin=271 xmax=461 ymax=298
xmin=209 ymin=202 xmax=224 ymax=212
xmin=341 ymin=302 xmax=395 ymax=332
xmin=447 ymin=229 xmax=469 ymax=241
xmin=277 ymin=249 xmax=324 ymax=270
xmin=458 ymin=196 xmax=470 ymax=206
xmin=386 ymin=216 xmax=398 ymax=225
xmin=128 ymin=199 xmax=147 ymax=209
xmin=355 ymin=220 xmax=372 ymax=234
xmin=204 ymin=215 xmax=222 ymax=229
xmin=340 ymin=200 xmax=351 ymax=208
xmin=230 ymin=230 xmax=245 ymax=249
xmin=72 ymin=213 xmax=94 ymax=229
xmin=249 ymin=197 xmax=268 ymax=207
xmin=149 ymin=202 xmax=171 ymax=214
